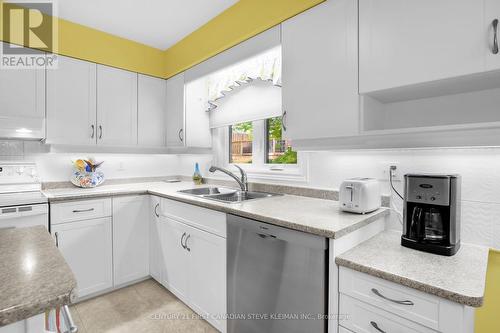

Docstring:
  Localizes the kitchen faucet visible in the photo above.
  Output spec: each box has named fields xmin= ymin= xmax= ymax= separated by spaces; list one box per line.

xmin=209 ymin=165 xmax=248 ymax=192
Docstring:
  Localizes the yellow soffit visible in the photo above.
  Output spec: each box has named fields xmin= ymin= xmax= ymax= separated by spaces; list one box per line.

xmin=0 ymin=1 xmax=166 ymax=78
xmin=162 ymin=0 xmax=325 ymax=79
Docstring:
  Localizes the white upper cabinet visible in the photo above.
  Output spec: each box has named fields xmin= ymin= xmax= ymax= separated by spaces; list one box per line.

xmin=96 ymin=65 xmax=138 ymax=146
xmin=486 ymin=0 xmax=500 ymax=71
xmin=359 ymin=0 xmax=485 ymax=93
xmin=138 ymin=74 xmax=167 ymax=147
xmin=281 ymin=0 xmax=359 ymax=140
xmin=184 ymin=78 xmax=212 ymax=148
xmin=47 ymin=55 xmax=97 ymax=145
xmin=0 ymin=43 xmax=45 ymax=139
xmin=166 ymin=73 xmax=185 ymax=147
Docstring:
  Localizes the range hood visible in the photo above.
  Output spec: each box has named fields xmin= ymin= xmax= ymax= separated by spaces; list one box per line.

xmin=0 ymin=116 xmax=46 ymax=141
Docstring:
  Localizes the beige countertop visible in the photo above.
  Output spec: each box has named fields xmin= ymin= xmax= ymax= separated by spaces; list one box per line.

xmin=335 ymin=230 xmax=489 ymax=307
xmin=0 ymin=226 xmax=77 ymax=327
xmin=43 ymin=181 xmax=389 ymax=239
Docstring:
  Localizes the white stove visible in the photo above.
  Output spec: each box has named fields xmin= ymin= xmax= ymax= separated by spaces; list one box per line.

xmin=0 ymin=162 xmax=48 ymax=230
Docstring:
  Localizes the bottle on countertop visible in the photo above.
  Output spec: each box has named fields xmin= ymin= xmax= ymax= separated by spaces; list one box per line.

xmin=193 ymin=162 xmax=203 ymax=185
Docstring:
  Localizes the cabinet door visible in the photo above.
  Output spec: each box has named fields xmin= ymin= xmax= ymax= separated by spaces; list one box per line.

xmin=281 ymin=0 xmax=359 ymax=140
xmin=359 ymin=0 xmax=485 ymax=93
xmin=486 ymin=0 xmax=500 ymax=71
xmin=112 ymin=196 xmax=150 ymax=286
xmin=160 ymin=216 xmax=188 ymax=299
xmin=184 ymin=78 xmax=212 ymax=148
xmin=96 ymin=65 xmax=138 ymax=146
xmin=52 ymin=218 xmax=113 ymax=298
xmin=138 ymin=74 xmax=167 ymax=146
xmin=166 ymin=73 xmax=185 ymax=147
xmin=0 ymin=43 xmax=45 ymax=138
xmin=185 ymin=224 xmax=226 ymax=332
xmin=149 ymin=196 xmax=163 ymax=282
xmin=47 ymin=55 xmax=97 ymax=145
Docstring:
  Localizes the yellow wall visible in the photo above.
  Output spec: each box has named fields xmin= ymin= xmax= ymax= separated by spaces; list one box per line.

xmin=163 ymin=0 xmax=325 ymax=78
xmin=1 ymin=0 xmax=324 ymax=78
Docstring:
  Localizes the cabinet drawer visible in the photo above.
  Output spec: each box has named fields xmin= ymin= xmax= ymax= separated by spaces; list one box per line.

xmin=160 ymin=198 xmax=226 ymax=237
xmin=340 ymin=294 xmax=434 ymax=333
xmin=339 ymin=267 xmax=439 ymax=329
xmin=51 ymin=198 xmax=112 ymax=225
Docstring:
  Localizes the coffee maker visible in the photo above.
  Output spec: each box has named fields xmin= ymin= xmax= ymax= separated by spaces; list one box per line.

xmin=401 ymin=174 xmax=461 ymax=256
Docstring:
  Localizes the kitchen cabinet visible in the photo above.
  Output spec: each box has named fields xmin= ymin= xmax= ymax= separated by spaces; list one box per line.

xmin=112 ymin=195 xmax=150 ymax=286
xmin=96 ymin=65 xmax=138 ymax=146
xmin=281 ymin=0 xmax=359 ymax=140
xmin=149 ymin=196 xmax=163 ymax=282
xmin=359 ymin=0 xmax=485 ymax=93
xmin=159 ymin=198 xmax=226 ymax=332
xmin=166 ymin=72 xmax=185 ymax=147
xmin=52 ymin=217 xmax=113 ymax=298
xmin=0 ymin=43 xmax=45 ymax=139
xmin=47 ymin=55 xmax=97 ymax=145
xmin=138 ymin=74 xmax=167 ymax=146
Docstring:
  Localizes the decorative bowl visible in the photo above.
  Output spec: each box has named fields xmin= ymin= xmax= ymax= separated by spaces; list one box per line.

xmin=71 ymin=170 xmax=105 ymax=188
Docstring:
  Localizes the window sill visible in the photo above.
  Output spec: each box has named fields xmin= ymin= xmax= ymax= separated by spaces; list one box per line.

xmin=228 ymin=164 xmax=308 ymax=183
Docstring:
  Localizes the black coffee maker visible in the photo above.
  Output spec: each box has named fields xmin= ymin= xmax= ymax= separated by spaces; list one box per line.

xmin=401 ymin=174 xmax=461 ymax=256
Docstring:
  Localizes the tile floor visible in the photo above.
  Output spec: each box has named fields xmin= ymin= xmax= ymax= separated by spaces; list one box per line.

xmin=70 ymin=279 xmax=218 ymax=333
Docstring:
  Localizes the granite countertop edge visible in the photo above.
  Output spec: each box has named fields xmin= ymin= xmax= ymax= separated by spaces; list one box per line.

xmin=335 ymin=256 xmax=484 ymax=307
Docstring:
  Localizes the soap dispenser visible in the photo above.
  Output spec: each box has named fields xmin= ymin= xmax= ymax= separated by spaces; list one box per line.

xmin=193 ymin=162 xmax=203 ymax=185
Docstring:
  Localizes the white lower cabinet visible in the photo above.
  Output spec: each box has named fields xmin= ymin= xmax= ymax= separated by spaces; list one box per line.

xmin=51 ymin=217 xmax=113 ymax=298
xmin=112 ymin=195 xmax=150 ymax=286
xmin=149 ymin=196 xmax=163 ymax=282
xmin=159 ymin=199 xmax=226 ymax=332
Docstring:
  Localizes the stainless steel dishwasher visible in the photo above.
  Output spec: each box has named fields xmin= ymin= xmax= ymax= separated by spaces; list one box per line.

xmin=227 ymin=214 xmax=328 ymax=333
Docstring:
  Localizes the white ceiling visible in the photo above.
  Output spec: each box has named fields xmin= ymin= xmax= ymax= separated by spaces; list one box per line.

xmin=53 ymin=0 xmax=238 ymax=50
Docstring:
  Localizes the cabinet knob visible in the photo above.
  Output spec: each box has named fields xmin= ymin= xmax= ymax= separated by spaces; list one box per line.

xmin=178 ymin=128 xmax=184 ymax=142
xmin=99 ymin=125 xmax=103 ymax=139
xmin=370 ymin=321 xmax=386 ymax=333
xmin=90 ymin=125 xmax=95 ymax=139
xmin=154 ymin=203 xmax=159 ymax=217
xmin=181 ymin=232 xmax=187 ymax=249
xmin=282 ymin=110 xmax=287 ymax=131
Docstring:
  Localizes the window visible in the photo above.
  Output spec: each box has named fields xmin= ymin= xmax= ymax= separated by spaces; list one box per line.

xmin=228 ymin=118 xmax=297 ymax=166
xmin=266 ymin=117 xmax=297 ymax=164
xmin=229 ymin=121 xmax=253 ymax=164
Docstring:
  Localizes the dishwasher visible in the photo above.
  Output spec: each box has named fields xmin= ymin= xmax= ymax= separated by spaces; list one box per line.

xmin=227 ymin=214 xmax=328 ymax=333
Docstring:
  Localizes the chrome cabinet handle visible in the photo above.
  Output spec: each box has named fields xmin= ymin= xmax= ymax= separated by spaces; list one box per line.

xmin=90 ymin=125 xmax=95 ymax=139
xmin=54 ymin=232 xmax=59 ymax=248
xmin=61 ymin=305 xmax=78 ymax=333
xmin=493 ymin=19 xmax=499 ymax=55
xmin=282 ymin=110 xmax=287 ymax=131
xmin=72 ymin=208 xmax=94 ymax=213
xmin=178 ymin=128 xmax=184 ymax=142
xmin=181 ymin=232 xmax=187 ymax=249
xmin=371 ymin=288 xmax=414 ymax=305
xmin=99 ymin=125 xmax=103 ymax=139
xmin=154 ymin=203 xmax=159 ymax=217
xmin=185 ymin=234 xmax=191 ymax=251
xmin=370 ymin=321 xmax=386 ymax=333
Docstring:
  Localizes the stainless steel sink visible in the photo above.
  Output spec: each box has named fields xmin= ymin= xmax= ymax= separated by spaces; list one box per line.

xmin=178 ymin=187 xmax=281 ymax=203
xmin=178 ymin=187 xmax=236 ymax=196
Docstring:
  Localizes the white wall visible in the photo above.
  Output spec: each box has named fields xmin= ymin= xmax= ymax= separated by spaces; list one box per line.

xmin=177 ymin=147 xmax=500 ymax=250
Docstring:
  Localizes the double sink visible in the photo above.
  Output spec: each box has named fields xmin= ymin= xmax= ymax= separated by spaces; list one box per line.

xmin=178 ymin=187 xmax=281 ymax=204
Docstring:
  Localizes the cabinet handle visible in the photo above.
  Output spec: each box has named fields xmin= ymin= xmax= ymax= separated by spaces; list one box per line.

xmin=154 ymin=203 xmax=159 ymax=218
xmin=54 ymin=232 xmax=59 ymax=248
xmin=371 ymin=288 xmax=414 ymax=305
xmin=370 ymin=321 xmax=386 ymax=333
xmin=178 ymin=128 xmax=184 ymax=142
xmin=185 ymin=234 xmax=191 ymax=252
xmin=90 ymin=125 xmax=95 ymax=139
xmin=181 ymin=232 xmax=187 ymax=249
xmin=99 ymin=125 xmax=103 ymax=139
xmin=72 ymin=208 xmax=94 ymax=213
xmin=282 ymin=110 xmax=288 ymax=131
xmin=493 ymin=19 xmax=499 ymax=55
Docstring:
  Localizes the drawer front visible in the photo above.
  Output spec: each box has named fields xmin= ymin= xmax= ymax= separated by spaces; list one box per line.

xmin=340 ymin=294 xmax=435 ymax=333
xmin=339 ymin=267 xmax=439 ymax=329
xmin=51 ymin=198 xmax=112 ymax=225
xmin=160 ymin=198 xmax=226 ymax=237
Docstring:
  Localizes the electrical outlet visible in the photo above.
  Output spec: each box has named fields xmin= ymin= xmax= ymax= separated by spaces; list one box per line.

xmin=380 ymin=162 xmax=401 ymax=182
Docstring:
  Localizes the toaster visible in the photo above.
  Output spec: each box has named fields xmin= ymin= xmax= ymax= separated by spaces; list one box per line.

xmin=339 ymin=178 xmax=381 ymax=214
